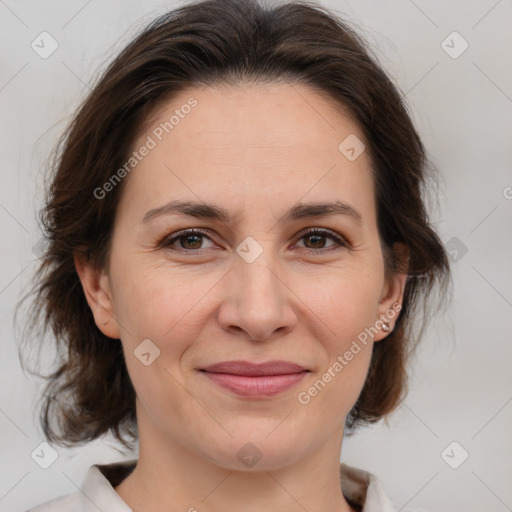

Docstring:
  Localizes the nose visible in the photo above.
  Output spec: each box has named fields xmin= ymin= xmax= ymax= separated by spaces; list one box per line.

xmin=217 ymin=249 xmax=298 ymax=342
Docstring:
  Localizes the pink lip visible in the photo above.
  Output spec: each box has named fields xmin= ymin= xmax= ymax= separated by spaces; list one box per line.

xmin=199 ymin=360 xmax=309 ymax=397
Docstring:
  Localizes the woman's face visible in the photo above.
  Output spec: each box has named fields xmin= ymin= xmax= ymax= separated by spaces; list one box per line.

xmin=78 ymin=82 xmax=406 ymax=470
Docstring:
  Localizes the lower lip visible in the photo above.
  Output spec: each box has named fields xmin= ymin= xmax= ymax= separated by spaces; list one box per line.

xmin=202 ymin=371 xmax=308 ymax=397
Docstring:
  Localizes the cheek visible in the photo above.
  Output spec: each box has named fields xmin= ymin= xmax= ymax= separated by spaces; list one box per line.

xmin=110 ymin=258 xmax=222 ymax=351
xmin=297 ymin=279 xmax=376 ymax=418
xmin=300 ymin=346 xmax=373 ymax=426
xmin=297 ymin=269 xmax=381 ymax=407
xmin=305 ymin=265 xmax=383 ymax=341
xmin=110 ymin=263 xmax=212 ymax=418
xmin=112 ymin=250 xmax=384 ymax=360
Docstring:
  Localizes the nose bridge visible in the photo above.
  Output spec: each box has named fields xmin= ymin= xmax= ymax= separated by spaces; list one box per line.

xmin=218 ymin=237 xmax=297 ymax=341
xmin=236 ymin=239 xmax=285 ymax=310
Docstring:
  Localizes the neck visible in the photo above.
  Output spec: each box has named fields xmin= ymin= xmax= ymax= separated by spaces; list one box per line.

xmin=115 ymin=410 xmax=356 ymax=512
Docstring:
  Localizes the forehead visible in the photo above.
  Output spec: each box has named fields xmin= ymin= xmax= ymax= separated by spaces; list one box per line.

xmin=118 ymin=82 xmax=376 ymax=224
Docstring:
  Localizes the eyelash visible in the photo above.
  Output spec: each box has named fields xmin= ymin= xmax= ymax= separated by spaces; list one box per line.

xmin=161 ymin=227 xmax=348 ymax=255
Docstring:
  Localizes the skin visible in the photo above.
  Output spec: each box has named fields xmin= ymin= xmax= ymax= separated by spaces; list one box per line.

xmin=75 ymin=82 xmax=407 ymax=512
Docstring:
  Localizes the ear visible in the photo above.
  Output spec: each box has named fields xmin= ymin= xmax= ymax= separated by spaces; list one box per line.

xmin=373 ymin=242 xmax=409 ymax=342
xmin=73 ymin=251 xmax=120 ymax=339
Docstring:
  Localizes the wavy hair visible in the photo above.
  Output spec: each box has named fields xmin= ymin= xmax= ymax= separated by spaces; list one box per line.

xmin=18 ymin=0 xmax=450 ymax=449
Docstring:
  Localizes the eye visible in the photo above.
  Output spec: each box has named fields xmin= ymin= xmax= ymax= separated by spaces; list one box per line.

xmin=162 ymin=229 xmax=216 ymax=252
xmin=162 ymin=227 xmax=348 ymax=254
xmin=294 ymin=228 xmax=347 ymax=253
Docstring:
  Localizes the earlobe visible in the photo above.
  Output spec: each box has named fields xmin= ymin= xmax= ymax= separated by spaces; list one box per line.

xmin=374 ymin=242 xmax=409 ymax=342
xmin=73 ymin=251 xmax=120 ymax=339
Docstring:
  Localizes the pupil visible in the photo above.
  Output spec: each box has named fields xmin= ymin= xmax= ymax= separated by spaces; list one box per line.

xmin=307 ymin=234 xmax=325 ymax=248
xmin=183 ymin=234 xmax=201 ymax=249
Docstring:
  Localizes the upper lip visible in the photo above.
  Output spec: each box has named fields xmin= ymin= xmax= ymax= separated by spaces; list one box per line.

xmin=200 ymin=360 xmax=308 ymax=376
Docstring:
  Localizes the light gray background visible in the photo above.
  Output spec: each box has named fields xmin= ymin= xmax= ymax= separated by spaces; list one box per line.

xmin=1 ymin=1 xmax=511 ymax=511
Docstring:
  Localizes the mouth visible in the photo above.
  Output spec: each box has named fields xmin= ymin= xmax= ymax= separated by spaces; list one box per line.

xmin=198 ymin=360 xmax=310 ymax=397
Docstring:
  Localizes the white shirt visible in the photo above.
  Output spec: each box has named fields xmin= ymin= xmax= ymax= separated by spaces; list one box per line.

xmin=26 ymin=459 xmax=407 ymax=512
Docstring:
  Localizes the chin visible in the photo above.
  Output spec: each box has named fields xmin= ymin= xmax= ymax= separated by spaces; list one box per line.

xmin=201 ymin=429 xmax=308 ymax=472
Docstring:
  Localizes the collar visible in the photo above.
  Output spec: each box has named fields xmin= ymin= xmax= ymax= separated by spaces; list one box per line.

xmin=76 ymin=459 xmax=398 ymax=512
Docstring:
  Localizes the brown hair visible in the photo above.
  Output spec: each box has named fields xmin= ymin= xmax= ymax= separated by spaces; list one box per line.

xmin=18 ymin=0 xmax=450 ymax=449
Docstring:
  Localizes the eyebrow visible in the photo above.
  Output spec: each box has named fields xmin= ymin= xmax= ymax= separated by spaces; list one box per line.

xmin=141 ymin=199 xmax=362 ymax=225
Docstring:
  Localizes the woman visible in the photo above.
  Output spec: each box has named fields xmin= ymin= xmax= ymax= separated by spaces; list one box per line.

xmin=23 ymin=0 xmax=449 ymax=510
